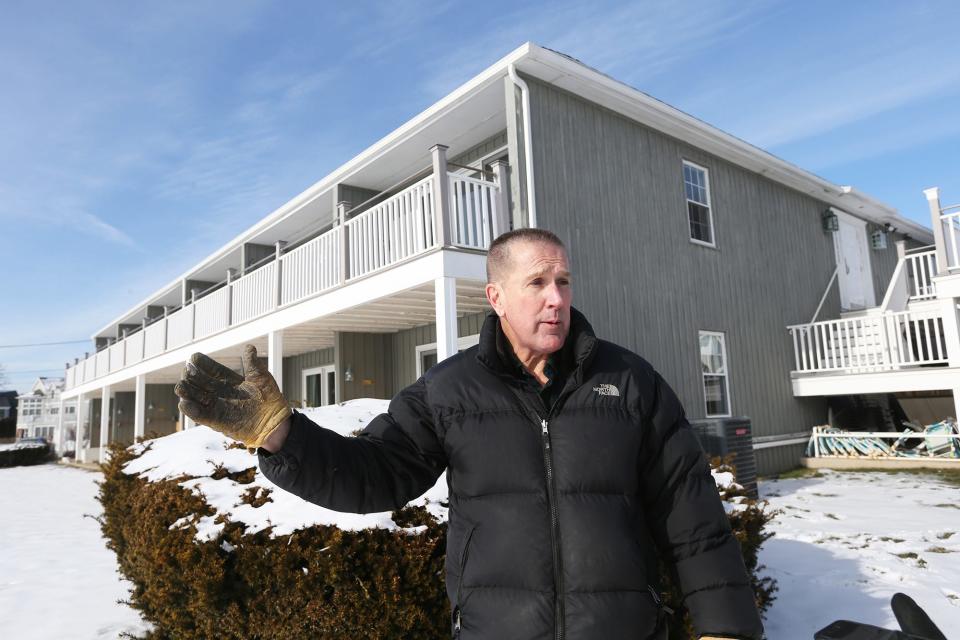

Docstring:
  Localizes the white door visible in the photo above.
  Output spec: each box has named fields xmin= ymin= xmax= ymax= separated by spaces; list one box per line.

xmin=832 ymin=211 xmax=875 ymax=311
xmin=302 ymin=365 xmax=336 ymax=407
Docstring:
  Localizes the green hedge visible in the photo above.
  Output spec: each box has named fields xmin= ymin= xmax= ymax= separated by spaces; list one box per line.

xmin=99 ymin=443 xmax=775 ymax=639
xmin=0 ymin=442 xmax=53 ymax=468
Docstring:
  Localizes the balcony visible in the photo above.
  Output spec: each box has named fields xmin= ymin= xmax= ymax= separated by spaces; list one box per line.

xmin=65 ymin=167 xmax=506 ymax=391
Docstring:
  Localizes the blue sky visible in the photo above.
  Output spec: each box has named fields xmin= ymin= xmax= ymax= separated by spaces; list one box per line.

xmin=2 ymin=0 xmax=959 ymax=393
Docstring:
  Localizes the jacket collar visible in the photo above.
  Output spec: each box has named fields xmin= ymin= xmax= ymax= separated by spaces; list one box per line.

xmin=477 ymin=306 xmax=598 ymax=383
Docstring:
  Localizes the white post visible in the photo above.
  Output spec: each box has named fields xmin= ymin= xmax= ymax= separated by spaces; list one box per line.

xmin=925 ymin=187 xmax=947 ymax=274
xmin=226 ymin=268 xmax=236 ymax=326
xmin=337 ymin=201 xmax=350 ymax=284
xmin=431 ymin=144 xmax=452 ymax=247
xmin=268 ymin=330 xmax=284 ymax=392
xmin=952 ymin=387 xmax=960 ymax=422
xmin=99 ymin=385 xmax=111 ymax=464
xmin=435 ymin=276 xmax=458 ymax=362
xmin=180 ymin=410 xmax=194 ymax=431
xmin=55 ymin=396 xmax=65 ymax=458
xmin=491 ymin=159 xmax=511 ymax=240
xmin=134 ymin=374 xmax=146 ymax=441
xmin=75 ymin=392 xmax=87 ymax=462
xmin=274 ymin=241 xmax=286 ymax=308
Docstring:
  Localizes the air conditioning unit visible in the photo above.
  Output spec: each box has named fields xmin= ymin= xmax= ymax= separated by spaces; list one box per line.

xmin=689 ymin=417 xmax=758 ymax=499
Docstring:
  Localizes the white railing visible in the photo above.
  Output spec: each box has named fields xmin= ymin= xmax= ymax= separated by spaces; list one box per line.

xmin=144 ymin=320 xmax=166 ymax=358
xmin=95 ymin=350 xmax=109 ymax=378
xmin=232 ymin=262 xmax=277 ymax=324
xmin=347 ymin=176 xmax=436 ymax=279
xmin=449 ymin=174 xmax=504 ymax=250
xmin=109 ymin=342 xmax=125 ymax=372
xmin=941 ymin=211 xmax=960 ymax=270
xmin=281 ymin=226 xmax=341 ymax=305
xmin=194 ymin=287 xmax=231 ymax=338
xmin=126 ymin=331 xmax=144 ymax=366
xmin=905 ymin=249 xmax=938 ymax=300
xmin=63 ymin=167 xmax=504 ymax=390
xmin=789 ymin=309 xmax=948 ymax=374
xmin=167 ymin=307 xmax=193 ymax=350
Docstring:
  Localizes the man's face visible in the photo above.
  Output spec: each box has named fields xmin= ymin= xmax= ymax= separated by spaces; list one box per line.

xmin=486 ymin=240 xmax=573 ymax=358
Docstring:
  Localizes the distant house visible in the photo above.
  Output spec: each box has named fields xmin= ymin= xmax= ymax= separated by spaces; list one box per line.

xmin=60 ymin=43 xmax=956 ymax=473
xmin=16 ymin=377 xmax=77 ymax=454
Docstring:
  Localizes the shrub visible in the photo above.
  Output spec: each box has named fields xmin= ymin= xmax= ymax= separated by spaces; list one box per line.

xmin=0 ymin=441 xmax=53 ymax=468
xmin=99 ymin=443 xmax=775 ymax=639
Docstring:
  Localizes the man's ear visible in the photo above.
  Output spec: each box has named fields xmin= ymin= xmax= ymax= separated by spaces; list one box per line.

xmin=485 ymin=282 xmax=505 ymax=317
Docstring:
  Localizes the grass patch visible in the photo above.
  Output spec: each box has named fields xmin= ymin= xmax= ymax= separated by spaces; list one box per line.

xmin=936 ymin=531 xmax=955 ymax=540
xmin=825 ymin=513 xmax=840 ymax=520
xmin=893 ymin=552 xmax=918 ymax=559
xmin=925 ymin=546 xmax=953 ymax=553
xmin=768 ymin=467 xmax=824 ymax=480
xmin=934 ymin=503 xmax=960 ymax=509
xmin=879 ymin=537 xmax=905 ymax=543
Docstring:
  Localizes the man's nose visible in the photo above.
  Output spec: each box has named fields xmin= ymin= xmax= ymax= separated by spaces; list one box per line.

xmin=544 ymin=281 xmax=564 ymax=306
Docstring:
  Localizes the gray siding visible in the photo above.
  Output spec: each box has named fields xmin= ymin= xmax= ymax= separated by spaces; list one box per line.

xmin=388 ymin=312 xmax=487 ymax=394
xmin=525 ymin=77 xmax=833 ymax=474
xmin=336 ymin=332 xmax=395 ymax=402
xmin=283 ymin=348 xmax=335 ymax=407
xmin=451 ymin=131 xmax=508 ymax=167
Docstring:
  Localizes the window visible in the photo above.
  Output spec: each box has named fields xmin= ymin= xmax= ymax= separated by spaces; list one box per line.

xmin=416 ymin=334 xmax=480 ymax=377
xmin=66 ymin=406 xmax=76 ymax=415
xmin=683 ymin=161 xmax=714 ymax=246
xmin=700 ymin=331 xmax=731 ymax=417
xmin=302 ymin=365 xmax=336 ymax=408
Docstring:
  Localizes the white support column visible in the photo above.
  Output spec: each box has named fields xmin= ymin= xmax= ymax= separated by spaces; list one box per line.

xmin=75 ymin=392 xmax=86 ymax=462
xmin=134 ymin=374 xmax=146 ymax=441
xmin=435 ymin=276 xmax=458 ymax=362
xmin=55 ymin=396 xmax=65 ymax=458
xmin=99 ymin=385 xmax=111 ymax=464
xmin=953 ymin=387 xmax=960 ymax=422
xmin=491 ymin=159 xmax=511 ymax=239
xmin=268 ymin=330 xmax=284 ymax=392
xmin=180 ymin=410 xmax=195 ymax=431
xmin=337 ymin=201 xmax=350 ymax=284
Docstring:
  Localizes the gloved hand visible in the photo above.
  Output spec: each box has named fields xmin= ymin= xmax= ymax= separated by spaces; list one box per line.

xmin=175 ymin=344 xmax=291 ymax=449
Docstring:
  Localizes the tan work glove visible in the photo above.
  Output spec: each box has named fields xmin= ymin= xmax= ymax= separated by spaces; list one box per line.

xmin=175 ymin=344 xmax=291 ymax=449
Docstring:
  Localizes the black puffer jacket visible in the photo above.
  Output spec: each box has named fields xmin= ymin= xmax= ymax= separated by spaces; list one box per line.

xmin=259 ymin=308 xmax=764 ymax=640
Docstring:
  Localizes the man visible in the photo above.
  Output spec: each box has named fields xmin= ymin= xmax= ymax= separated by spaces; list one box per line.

xmin=176 ymin=229 xmax=763 ymax=640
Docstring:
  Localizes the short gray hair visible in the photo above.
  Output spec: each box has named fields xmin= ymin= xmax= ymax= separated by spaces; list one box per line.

xmin=486 ymin=228 xmax=566 ymax=283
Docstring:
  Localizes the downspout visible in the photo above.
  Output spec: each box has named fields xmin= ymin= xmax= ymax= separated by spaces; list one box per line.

xmin=507 ymin=64 xmax=537 ymax=228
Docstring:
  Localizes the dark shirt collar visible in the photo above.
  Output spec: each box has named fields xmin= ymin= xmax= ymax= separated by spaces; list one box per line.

xmin=494 ymin=318 xmax=573 ymax=388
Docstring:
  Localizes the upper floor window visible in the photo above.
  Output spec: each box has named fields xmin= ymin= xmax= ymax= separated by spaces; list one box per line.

xmin=683 ymin=161 xmax=714 ymax=246
xmin=700 ymin=331 xmax=731 ymax=417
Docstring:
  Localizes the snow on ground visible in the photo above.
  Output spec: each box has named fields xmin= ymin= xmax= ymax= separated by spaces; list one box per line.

xmin=760 ymin=468 xmax=960 ymax=638
xmin=0 ymin=464 xmax=152 ymax=640
xmin=4 ymin=401 xmax=959 ymax=639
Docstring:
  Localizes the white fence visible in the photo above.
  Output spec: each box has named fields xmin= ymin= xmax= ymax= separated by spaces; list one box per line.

xmin=63 ymin=169 xmax=504 ymax=389
xmin=905 ymin=249 xmax=938 ymax=300
xmin=789 ymin=309 xmax=949 ymax=373
xmin=144 ymin=320 xmax=166 ymax=358
xmin=166 ymin=307 xmax=193 ymax=350
xmin=347 ymin=176 xmax=436 ymax=279
xmin=281 ymin=227 xmax=341 ymax=305
xmin=126 ymin=331 xmax=144 ymax=366
xmin=194 ymin=287 xmax=231 ymax=338
xmin=449 ymin=174 xmax=504 ymax=250
xmin=232 ymin=262 xmax=276 ymax=324
xmin=941 ymin=211 xmax=960 ymax=270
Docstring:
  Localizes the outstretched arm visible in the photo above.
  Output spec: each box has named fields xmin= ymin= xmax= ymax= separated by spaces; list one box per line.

xmin=257 ymin=378 xmax=447 ymax=513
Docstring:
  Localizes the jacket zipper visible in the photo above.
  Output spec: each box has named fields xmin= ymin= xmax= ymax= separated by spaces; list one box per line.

xmin=453 ymin=524 xmax=476 ymax=637
xmin=540 ymin=415 xmax=565 ymax=640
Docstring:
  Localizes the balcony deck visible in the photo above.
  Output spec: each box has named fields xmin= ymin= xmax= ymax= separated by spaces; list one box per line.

xmin=63 ymin=169 xmax=504 ymax=395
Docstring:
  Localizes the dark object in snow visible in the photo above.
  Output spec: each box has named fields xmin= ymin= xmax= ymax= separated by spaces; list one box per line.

xmin=890 ymin=592 xmax=947 ymax=640
xmin=815 ymin=592 xmax=946 ymax=640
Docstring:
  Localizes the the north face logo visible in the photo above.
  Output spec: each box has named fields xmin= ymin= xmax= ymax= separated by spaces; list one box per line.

xmin=593 ymin=383 xmax=620 ymax=397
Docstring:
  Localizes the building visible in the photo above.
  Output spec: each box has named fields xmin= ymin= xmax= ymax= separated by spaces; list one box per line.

xmin=16 ymin=377 xmax=77 ymax=453
xmin=60 ymin=43 xmax=954 ymax=473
